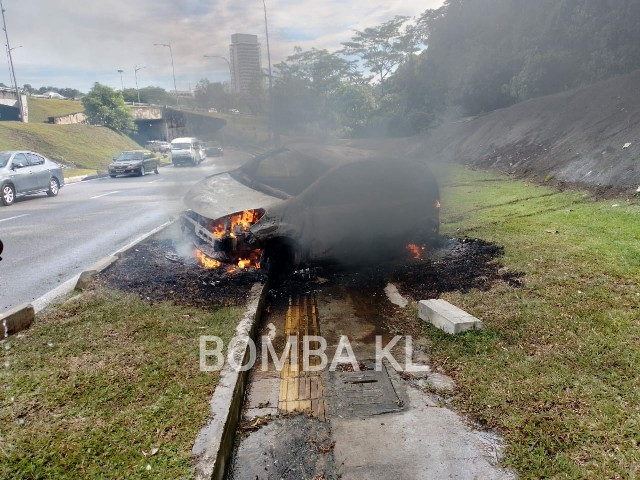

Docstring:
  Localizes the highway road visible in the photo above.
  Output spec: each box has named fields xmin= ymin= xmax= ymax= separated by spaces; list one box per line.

xmin=0 ymin=150 xmax=248 ymax=314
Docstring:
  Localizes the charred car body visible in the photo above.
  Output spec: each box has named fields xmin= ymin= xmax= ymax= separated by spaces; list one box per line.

xmin=181 ymin=143 xmax=440 ymax=271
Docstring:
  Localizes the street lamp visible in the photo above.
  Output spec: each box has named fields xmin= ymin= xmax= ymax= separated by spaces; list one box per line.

xmin=262 ymin=0 xmax=274 ymax=142
xmin=117 ymin=69 xmax=124 ymax=92
xmin=203 ymin=55 xmax=232 ymax=87
xmin=134 ymin=65 xmax=146 ymax=104
xmin=154 ymin=43 xmax=178 ymax=105
xmin=0 ymin=0 xmax=24 ymax=122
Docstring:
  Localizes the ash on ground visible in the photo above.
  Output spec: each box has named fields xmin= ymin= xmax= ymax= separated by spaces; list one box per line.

xmin=95 ymin=226 xmax=266 ymax=309
xmin=95 ymin=224 xmax=520 ymax=310
xmin=270 ymin=237 xmax=523 ymax=301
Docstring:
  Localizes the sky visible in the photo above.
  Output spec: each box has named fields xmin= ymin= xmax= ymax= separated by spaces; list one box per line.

xmin=2 ymin=0 xmax=444 ymax=93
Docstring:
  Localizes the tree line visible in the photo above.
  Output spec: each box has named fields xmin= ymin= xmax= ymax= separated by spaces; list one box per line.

xmin=77 ymin=0 xmax=640 ymax=137
xmin=271 ymin=0 xmax=640 ymax=137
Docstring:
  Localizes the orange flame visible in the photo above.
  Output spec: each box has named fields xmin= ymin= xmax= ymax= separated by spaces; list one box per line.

xmin=195 ymin=209 xmax=265 ymax=271
xmin=195 ymin=249 xmax=222 ymax=269
xmin=209 ymin=209 xmax=264 ymax=240
xmin=406 ymin=243 xmax=425 ymax=260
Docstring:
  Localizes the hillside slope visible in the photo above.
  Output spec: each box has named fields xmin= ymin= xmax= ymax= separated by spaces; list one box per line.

xmin=0 ymin=122 xmax=140 ymax=169
xmin=355 ymin=69 xmax=640 ymax=191
xmin=28 ymin=98 xmax=84 ymax=123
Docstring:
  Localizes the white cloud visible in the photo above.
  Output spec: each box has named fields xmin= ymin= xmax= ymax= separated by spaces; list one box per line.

xmin=3 ymin=0 xmax=444 ymax=92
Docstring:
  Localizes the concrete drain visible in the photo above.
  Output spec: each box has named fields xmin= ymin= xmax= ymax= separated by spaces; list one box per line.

xmin=324 ymin=360 xmax=404 ymax=418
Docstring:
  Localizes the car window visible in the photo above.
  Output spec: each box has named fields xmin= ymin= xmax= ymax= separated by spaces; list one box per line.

xmin=12 ymin=153 xmax=29 ymax=168
xmin=247 ymin=150 xmax=328 ymax=196
xmin=0 ymin=153 xmax=10 ymax=168
xmin=172 ymin=143 xmax=191 ymax=150
xmin=116 ymin=152 xmax=143 ymax=161
xmin=27 ymin=153 xmax=45 ymax=165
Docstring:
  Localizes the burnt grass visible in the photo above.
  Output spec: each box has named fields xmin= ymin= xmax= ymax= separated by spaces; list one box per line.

xmin=95 ymin=232 xmax=521 ymax=309
xmin=95 ymin=237 xmax=266 ymax=308
xmin=290 ymin=237 xmax=523 ymax=300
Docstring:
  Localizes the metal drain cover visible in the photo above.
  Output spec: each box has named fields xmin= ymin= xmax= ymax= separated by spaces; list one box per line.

xmin=324 ymin=360 xmax=403 ymax=418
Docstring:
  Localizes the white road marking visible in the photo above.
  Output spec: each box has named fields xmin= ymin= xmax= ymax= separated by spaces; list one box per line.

xmin=147 ymin=178 xmax=164 ymax=184
xmin=90 ymin=191 xmax=120 ymax=199
xmin=0 ymin=214 xmax=30 ymax=223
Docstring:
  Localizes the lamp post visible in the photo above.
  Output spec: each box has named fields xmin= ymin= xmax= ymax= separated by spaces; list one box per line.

xmin=117 ymin=69 xmax=124 ymax=92
xmin=0 ymin=0 xmax=24 ymax=122
xmin=154 ymin=43 xmax=178 ymax=105
xmin=262 ymin=0 xmax=274 ymax=142
xmin=134 ymin=65 xmax=146 ymax=104
xmin=203 ymin=55 xmax=232 ymax=87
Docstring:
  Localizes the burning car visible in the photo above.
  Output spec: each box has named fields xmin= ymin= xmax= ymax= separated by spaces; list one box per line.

xmin=181 ymin=143 xmax=440 ymax=272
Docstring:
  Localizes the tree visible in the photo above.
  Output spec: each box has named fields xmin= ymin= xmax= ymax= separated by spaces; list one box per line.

xmin=81 ymin=83 xmax=135 ymax=133
xmin=341 ymin=16 xmax=414 ymax=97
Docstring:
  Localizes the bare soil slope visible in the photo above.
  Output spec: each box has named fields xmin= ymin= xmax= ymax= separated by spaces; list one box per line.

xmin=358 ymin=69 xmax=640 ymax=191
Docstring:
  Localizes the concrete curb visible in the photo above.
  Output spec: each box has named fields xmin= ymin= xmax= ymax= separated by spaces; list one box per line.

xmin=65 ymin=174 xmax=91 ymax=184
xmin=1 ymin=304 xmax=35 ymax=338
xmin=25 ymin=218 xmax=177 ymax=317
xmin=192 ymin=281 xmax=270 ymax=480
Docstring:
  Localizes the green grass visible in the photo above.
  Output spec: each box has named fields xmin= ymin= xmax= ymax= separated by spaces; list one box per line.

xmin=0 ymin=122 xmax=140 ymax=170
xmin=417 ymin=167 xmax=640 ymax=478
xmin=28 ymin=98 xmax=85 ymax=124
xmin=0 ymin=290 xmax=241 ymax=479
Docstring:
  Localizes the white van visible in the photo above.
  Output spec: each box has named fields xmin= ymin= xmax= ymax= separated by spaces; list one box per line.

xmin=170 ymin=137 xmax=206 ymax=167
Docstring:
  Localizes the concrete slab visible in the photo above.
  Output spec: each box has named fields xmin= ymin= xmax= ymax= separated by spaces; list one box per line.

xmin=384 ymin=283 xmax=409 ymax=308
xmin=331 ymin=386 xmax=514 ymax=480
xmin=418 ymin=299 xmax=484 ymax=334
xmin=74 ymin=256 xmax=119 ymax=291
xmin=1 ymin=304 xmax=35 ymax=337
xmin=243 ymin=374 xmax=280 ymax=419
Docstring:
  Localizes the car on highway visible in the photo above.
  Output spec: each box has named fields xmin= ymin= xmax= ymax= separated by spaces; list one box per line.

xmin=203 ymin=141 xmax=224 ymax=157
xmin=170 ymin=137 xmax=206 ymax=167
xmin=145 ymin=140 xmax=171 ymax=153
xmin=181 ymin=143 xmax=440 ymax=271
xmin=0 ymin=150 xmax=65 ymax=206
xmin=108 ymin=150 xmax=159 ymax=177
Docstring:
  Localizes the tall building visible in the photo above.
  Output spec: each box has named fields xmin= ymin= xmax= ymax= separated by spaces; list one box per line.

xmin=229 ymin=33 xmax=262 ymax=96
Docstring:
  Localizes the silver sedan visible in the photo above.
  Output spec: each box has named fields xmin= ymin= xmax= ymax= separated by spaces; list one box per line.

xmin=0 ymin=151 xmax=65 ymax=206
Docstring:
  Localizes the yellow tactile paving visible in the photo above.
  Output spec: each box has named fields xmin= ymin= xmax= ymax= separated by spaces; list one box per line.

xmin=277 ymin=294 xmax=327 ymax=420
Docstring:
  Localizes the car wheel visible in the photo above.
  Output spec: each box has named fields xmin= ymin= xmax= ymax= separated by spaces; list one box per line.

xmin=46 ymin=178 xmax=60 ymax=197
xmin=261 ymin=240 xmax=295 ymax=283
xmin=139 ymin=166 xmax=145 ymax=176
xmin=109 ymin=174 xmax=117 ymax=178
xmin=154 ymin=166 xmax=159 ymax=174
xmin=1 ymin=183 xmax=15 ymax=206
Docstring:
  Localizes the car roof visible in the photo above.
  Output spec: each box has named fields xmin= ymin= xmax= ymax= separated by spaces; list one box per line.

xmin=171 ymin=137 xmax=198 ymax=143
xmin=263 ymin=142 xmax=405 ymax=169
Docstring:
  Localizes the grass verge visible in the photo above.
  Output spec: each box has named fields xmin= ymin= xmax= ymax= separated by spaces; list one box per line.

xmin=419 ymin=167 xmax=640 ymax=479
xmin=27 ymin=98 xmax=85 ymax=124
xmin=0 ymin=122 xmax=140 ymax=170
xmin=0 ymin=289 xmax=241 ymax=479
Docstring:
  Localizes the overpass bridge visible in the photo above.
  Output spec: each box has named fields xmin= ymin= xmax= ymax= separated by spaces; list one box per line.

xmin=0 ymin=87 xmax=27 ymax=122
xmin=129 ymin=105 xmax=226 ymax=143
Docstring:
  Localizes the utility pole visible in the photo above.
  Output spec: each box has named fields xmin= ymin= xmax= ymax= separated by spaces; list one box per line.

xmin=117 ymin=69 xmax=124 ymax=91
xmin=154 ymin=43 xmax=179 ymax=106
xmin=134 ymin=65 xmax=146 ymax=104
xmin=203 ymin=55 xmax=232 ymax=88
xmin=262 ymin=0 xmax=274 ymax=142
xmin=0 ymin=0 xmax=24 ymax=122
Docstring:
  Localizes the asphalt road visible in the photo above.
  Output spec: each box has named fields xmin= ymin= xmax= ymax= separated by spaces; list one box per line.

xmin=0 ymin=150 xmax=248 ymax=314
